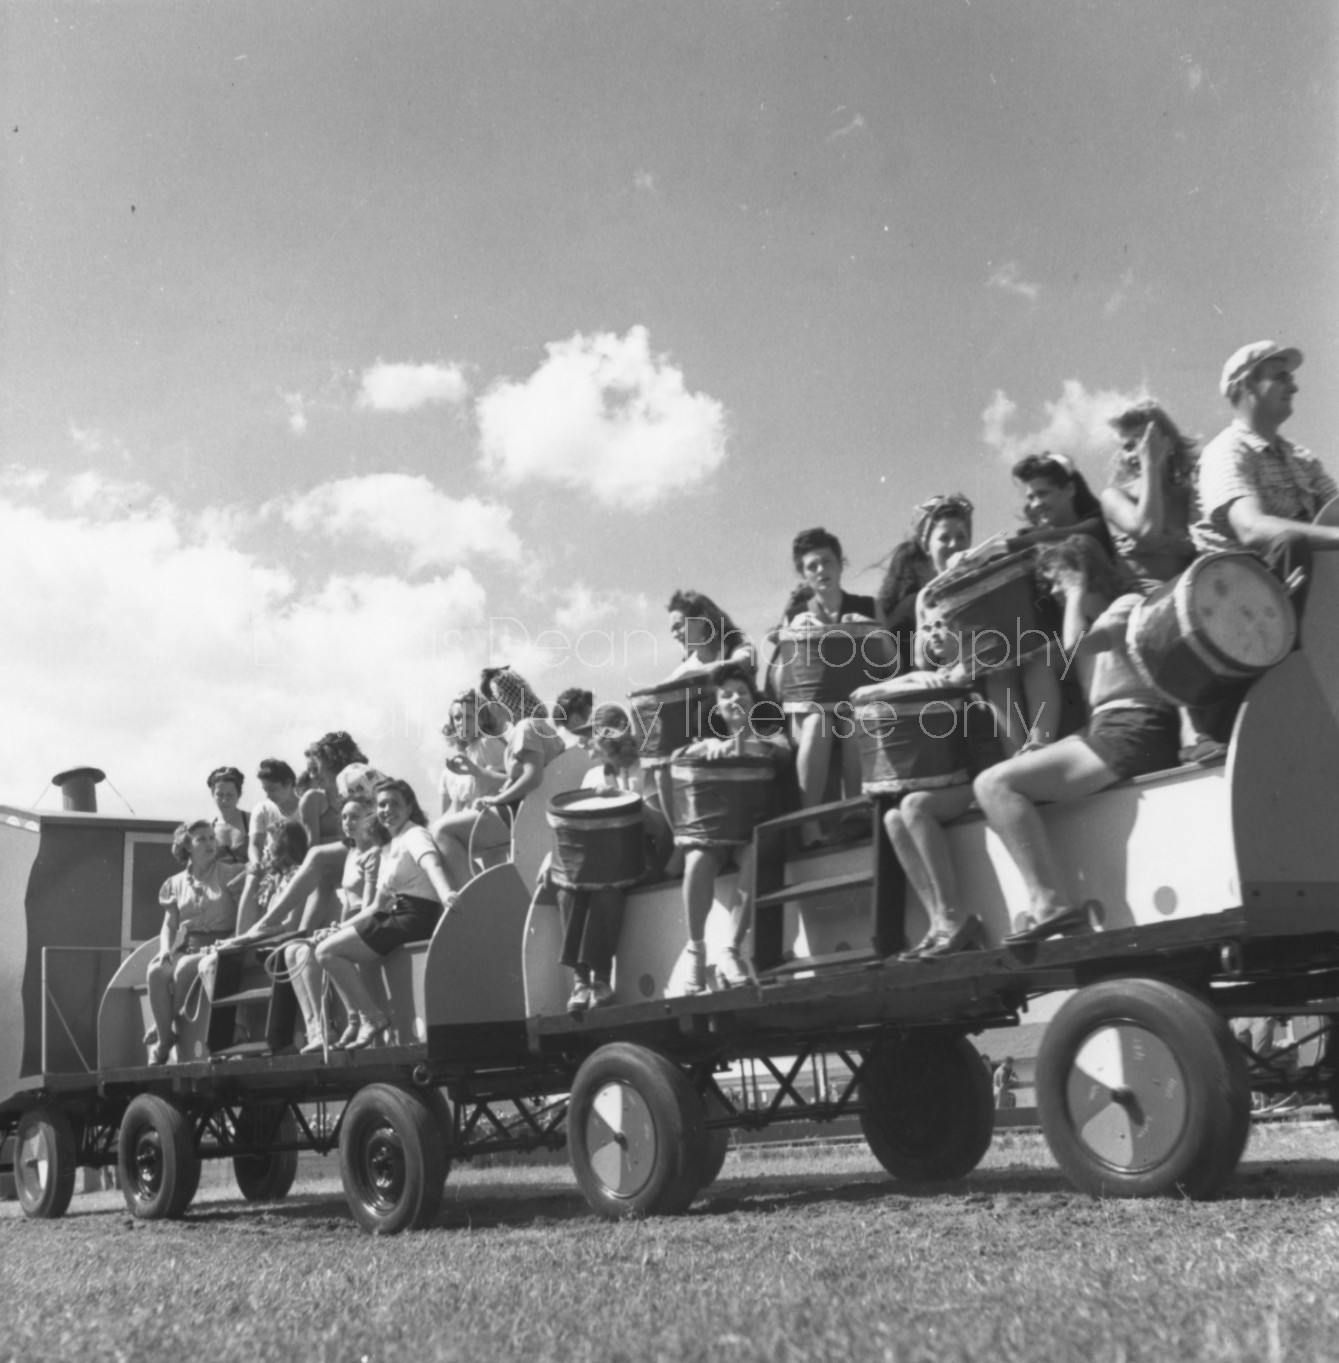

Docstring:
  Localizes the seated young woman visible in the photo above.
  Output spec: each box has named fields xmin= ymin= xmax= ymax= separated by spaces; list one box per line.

xmin=313 ymin=778 xmax=454 ymax=1049
xmin=206 ymin=765 xmax=250 ymax=874
xmin=973 ymin=535 xmax=1179 ymax=943
xmin=279 ymin=800 xmax=385 ymax=1052
xmin=145 ymin=820 xmax=241 ymax=1064
xmin=235 ymin=757 xmax=301 ymax=932
xmin=672 ymin=665 xmax=792 ymax=994
xmin=231 ymin=731 xmax=384 ymax=943
xmin=876 ymin=494 xmax=973 ymax=677
xmin=438 ymin=689 xmax=507 ymax=815
xmin=430 ymin=668 xmax=565 ymax=892
xmin=775 ymin=527 xmax=879 ymax=848
xmin=850 ymin=604 xmax=1004 ymax=960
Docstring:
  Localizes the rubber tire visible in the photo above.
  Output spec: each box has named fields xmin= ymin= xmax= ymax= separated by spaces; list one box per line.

xmin=696 ymin=1089 xmax=732 ymax=1190
xmin=339 ymin=1084 xmax=447 ymax=1235
xmin=118 ymin=1094 xmax=199 ymax=1220
xmin=859 ymin=1032 xmax=995 ymax=1182
xmin=233 ymin=1108 xmax=300 ymax=1202
xmin=568 ymin=1043 xmax=708 ymax=1218
xmin=1037 ymin=977 xmax=1251 ymax=1199
xmin=14 ymin=1105 xmax=79 ymax=1220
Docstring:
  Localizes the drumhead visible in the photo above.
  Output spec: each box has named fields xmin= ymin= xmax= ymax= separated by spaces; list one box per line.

xmin=1189 ymin=555 xmax=1296 ymax=669
xmin=548 ymin=790 xmax=643 ymax=817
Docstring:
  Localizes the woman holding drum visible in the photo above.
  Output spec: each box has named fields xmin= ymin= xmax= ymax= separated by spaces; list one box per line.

xmin=973 ymin=536 xmax=1180 ymax=942
xmin=775 ymin=527 xmax=881 ymax=849
xmin=670 ymin=665 xmax=791 ymax=994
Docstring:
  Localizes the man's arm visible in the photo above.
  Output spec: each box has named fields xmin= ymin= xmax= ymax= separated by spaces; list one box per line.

xmin=1226 ymin=495 xmax=1339 ymax=552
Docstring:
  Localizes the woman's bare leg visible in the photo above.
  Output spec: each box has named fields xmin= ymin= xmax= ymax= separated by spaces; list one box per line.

xmin=314 ymin=927 xmax=384 ymax=1021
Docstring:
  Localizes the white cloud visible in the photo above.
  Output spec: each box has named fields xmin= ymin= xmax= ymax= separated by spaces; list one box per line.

xmin=68 ymin=422 xmax=131 ymax=460
xmin=356 ymin=361 xmax=469 ymax=413
xmin=0 ymin=474 xmax=488 ymax=817
xmin=981 ymin=379 xmax=1150 ymax=467
xmin=552 ymin=583 xmax=650 ymax=634
xmin=274 ymin=473 xmax=521 ymax=572
xmin=476 ymin=326 xmax=728 ymax=509
xmin=987 ymin=260 xmax=1040 ymax=303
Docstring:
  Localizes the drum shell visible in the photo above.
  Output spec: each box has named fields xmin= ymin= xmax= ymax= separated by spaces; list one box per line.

xmin=630 ymin=679 xmax=713 ymax=768
xmin=1127 ymin=552 xmax=1297 ymax=706
xmin=773 ymin=621 xmax=898 ymax=708
xmin=670 ymin=755 xmax=777 ymax=847
xmin=921 ymin=551 xmax=1045 ymax=673
xmin=547 ymin=791 xmax=646 ymax=889
xmin=854 ymin=695 xmax=972 ymax=796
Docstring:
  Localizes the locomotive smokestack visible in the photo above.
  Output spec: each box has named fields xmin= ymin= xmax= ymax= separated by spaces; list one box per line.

xmin=51 ymin=767 xmax=106 ymax=813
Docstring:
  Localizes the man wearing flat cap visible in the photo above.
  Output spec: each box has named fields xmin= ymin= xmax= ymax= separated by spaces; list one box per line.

xmin=1192 ymin=341 xmax=1339 ymax=572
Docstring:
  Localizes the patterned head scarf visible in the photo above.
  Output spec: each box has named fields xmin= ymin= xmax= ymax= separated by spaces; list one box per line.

xmin=911 ymin=493 xmax=974 ymax=552
xmin=479 ymin=667 xmax=549 ymax=726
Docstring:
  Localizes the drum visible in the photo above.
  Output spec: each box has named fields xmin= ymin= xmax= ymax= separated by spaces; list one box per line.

xmin=854 ymin=691 xmax=972 ymax=796
xmin=628 ymin=676 xmax=713 ymax=768
xmin=1127 ymin=551 xmax=1297 ymax=705
xmin=670 ymin=754 xmax=777 ymax=847
xmin=547 ymin=790 xmax=646 ymax=890
xmin=771 ymin=620 xmax=897 ymax=710
xmin=920 ymin=550 xmax=1045 ymax=674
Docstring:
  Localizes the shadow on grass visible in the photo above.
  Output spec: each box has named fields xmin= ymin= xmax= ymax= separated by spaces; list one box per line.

xmin=154 ymin=1154 xmax=1339 ymax=1236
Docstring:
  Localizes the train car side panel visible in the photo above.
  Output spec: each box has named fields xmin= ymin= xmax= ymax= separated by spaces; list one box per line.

xmin=0 ymin=819 xmax=39 ymax=1100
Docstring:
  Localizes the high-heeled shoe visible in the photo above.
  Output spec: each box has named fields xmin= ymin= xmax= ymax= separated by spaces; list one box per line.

xmin=1002 ymin=904 xmax=1089 ymax=945
xmin=299 ymin=1034 xmax=328 ymax=1055
xmin=343 ymin=1012 xmax=393 ymax=1051
xmin=918 ymin=914 xmax=984 ymax=959
xmin=331 ymin=1015 xmax=363 ymax=1049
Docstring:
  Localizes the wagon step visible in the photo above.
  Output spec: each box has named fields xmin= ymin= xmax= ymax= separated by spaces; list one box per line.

xmin=208 ymin=987 xmax=274 ymax=1007
xmin=754 ymin=870 xmax=874 ymax=908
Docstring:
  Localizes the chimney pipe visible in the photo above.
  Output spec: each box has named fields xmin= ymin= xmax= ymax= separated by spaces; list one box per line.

xmin=51 ymin=767 xmax=106 ymax=813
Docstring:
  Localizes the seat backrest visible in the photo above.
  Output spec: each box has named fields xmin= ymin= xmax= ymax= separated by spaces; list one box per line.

xmin=509 ymin=747 xmax=590 ymax=893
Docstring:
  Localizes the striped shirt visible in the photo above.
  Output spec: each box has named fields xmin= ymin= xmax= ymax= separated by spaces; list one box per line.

xmin=1192 ymin=420 xmax=1337 ymax=554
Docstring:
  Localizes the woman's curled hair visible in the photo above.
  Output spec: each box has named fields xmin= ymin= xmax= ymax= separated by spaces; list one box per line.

xmin=170 ymin=819 xmax=214 ymax=865
xmin=372 ymin=777 xmax=429 ymax=828
xmin=304 ymin=731 xmax=368 ymax=776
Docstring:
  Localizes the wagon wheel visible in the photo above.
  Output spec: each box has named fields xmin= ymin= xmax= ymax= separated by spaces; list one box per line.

xmin=567 ymin=1043 xmax=707 ymax=1218
xmin=1036 ymin=978 xmax=1251 ymax=1199
xmin=118 ymin=1094 xmax=200 ymax=1220
xmin=14 ymin=1104 xmax=80 ymax=1220
xmin=339 ymin=1084 xmax=448 ymax=1235
xmin=859 ymin=1032 xmax=995 ymax=1182
xmin=233 ymin=1106 xmax=300 ymax=1203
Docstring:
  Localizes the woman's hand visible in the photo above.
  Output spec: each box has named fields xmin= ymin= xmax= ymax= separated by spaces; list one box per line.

xmin=445 ymin=753 xmax=476 ymax=777
xmin=1136 ymin=423 xmax=1171 ymax=469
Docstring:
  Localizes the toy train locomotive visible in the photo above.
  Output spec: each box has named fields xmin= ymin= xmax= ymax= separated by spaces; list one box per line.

xmin=4 ymin=529 xmax=1339 ymax=1234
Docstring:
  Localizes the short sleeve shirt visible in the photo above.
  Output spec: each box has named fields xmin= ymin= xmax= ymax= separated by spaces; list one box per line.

xmin=783 ymin=590 xmax=878 ymax=625
xmin=439 ymin=735 xmax=506 ymax=809
xmin=159 ymin=860 xmax=238 ymax=937
xmin=504 ymin=718 xmax=565 ymax=781
xmin=1088 ymin=594 xmax=1174 ymax=712
xmin=1192 ymin=421 xmax=1338 ymax=554
xmin=373 ymin=825 xmax=441 ymax=903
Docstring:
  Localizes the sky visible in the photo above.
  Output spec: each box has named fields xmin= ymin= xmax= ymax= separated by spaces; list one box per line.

xmin=2 ymin=0 xmax=1335 ymax=819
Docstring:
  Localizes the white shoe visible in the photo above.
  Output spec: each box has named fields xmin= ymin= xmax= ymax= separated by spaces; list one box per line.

xmin=669 ymin=943 xmax=709 ymax=997
xmin=716 ymin=945 xmax=750 ymax=987
xmin=587 ymin=979 xmax=615 ymax=1008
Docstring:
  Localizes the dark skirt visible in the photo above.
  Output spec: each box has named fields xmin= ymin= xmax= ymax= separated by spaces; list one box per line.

xmin=354 ymin=894 xmax=443 ymax=957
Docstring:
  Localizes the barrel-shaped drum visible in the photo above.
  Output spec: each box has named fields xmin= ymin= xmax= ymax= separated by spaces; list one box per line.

xmin=629 ymin=676 xmax=713 ymax=768
xmin=670 ymin=754 xmax=777 ymax=848
xmin=771 ymin=620 xmax=897 ymax=710
xmin=920 ymin=551 xmax=1045 ymax=674
xmin=1127 ymin=551 xmax=1296 ymax=705
xmin=547 ymin=790 xmax=646 ymax=889
xmin=854 ymin=691 xmax=972 ymax=796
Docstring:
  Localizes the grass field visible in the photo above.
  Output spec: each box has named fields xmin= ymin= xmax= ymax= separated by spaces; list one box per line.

xmin=4 ymin=1126 xmax=1339 ymax=1363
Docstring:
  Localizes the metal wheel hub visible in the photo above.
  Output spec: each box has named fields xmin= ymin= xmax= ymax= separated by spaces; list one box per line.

xmin=359 ymin=1124 xmax=407 ymax=1210
xmin=1066 ymin=1023 xmax=1186 ymax=1172
xmin=585 ymin=1082 xmax=656 ymax=1199
xmin=132 ymin=1130 xmax=165 ymax=1200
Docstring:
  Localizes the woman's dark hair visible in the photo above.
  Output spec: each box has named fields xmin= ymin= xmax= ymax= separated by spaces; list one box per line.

xmin=713 ymin=662 xmax=761 ymax=704
xmin=667 ymin=589 xmax=748 ymax=662
xmin=554 ymin=687 xmax=594 ymax=731
xmin=170 ymin=819 xmax=214 ymax=865
xmin=791 ymin=526 xmax=844 ymax=570
xmin=256 ymin=758 xmax=297 ymax=787
xmin=206 ymin=766 xmax=244 ymax=795
xmin=372 ymin=777 xmax=429 ymax=828
xmin=266 ymin=819 xmax=310 ymax=870
xmin=1035 ymin=534 xmax=1132 ymax=603
xmin=1108 ymin=401 xmax=1199 ymax=487
xmin=304 ymin=731 xmax=368 ymax=775
xmin=1011 ymin=453 xmax=1103 ymax=522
